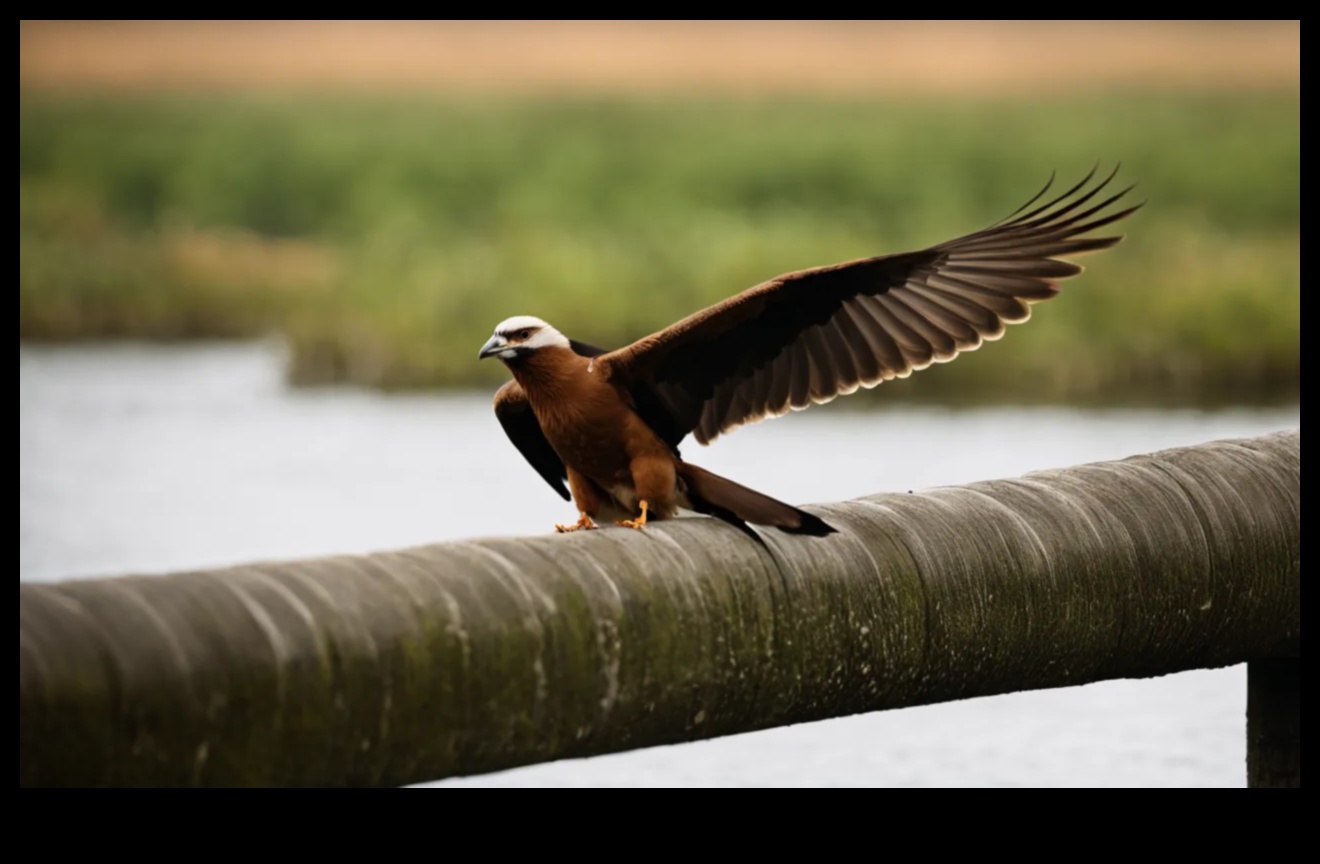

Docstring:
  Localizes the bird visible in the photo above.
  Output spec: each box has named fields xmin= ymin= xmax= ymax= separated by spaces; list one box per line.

xmin=479 ymin=166 xmax=1140 ymax=537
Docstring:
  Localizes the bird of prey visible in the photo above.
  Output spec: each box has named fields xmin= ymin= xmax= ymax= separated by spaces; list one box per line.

xmin=479 ymin=167 xmax=1140 ymax=537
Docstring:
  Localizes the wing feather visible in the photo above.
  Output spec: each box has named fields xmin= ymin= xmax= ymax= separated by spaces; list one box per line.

xmin=835 ymin=302 xmax=883 ymax=383
xmin=821 ymin=317 xmax=860 ymax=390
xmin=891 ymin=289 xmax=981 ymax=349
xmin=907 ymin=281 xmax=1004 ymax=338
xmin=766 ymin=346 xmax=793 ymax=414
xmin=600 ymin=168 xmax=1141 ymax=445
xmin=493 ymin=380 xmax=570 ymax=501
xmin=849 ymin=294 xmax=911 ymax=379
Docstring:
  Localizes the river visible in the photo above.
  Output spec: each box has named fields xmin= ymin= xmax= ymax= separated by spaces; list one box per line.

xmin=19 ymin=342 xmax=1300 ymax=786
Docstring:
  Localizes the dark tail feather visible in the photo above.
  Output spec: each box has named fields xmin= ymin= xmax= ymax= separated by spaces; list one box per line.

xmin=678 ymin=462 xmax=836 ymax=537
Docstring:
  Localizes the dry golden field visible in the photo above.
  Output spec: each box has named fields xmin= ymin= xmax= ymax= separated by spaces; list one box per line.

xmin=20 ymin=20 xmax=1299 ymax=94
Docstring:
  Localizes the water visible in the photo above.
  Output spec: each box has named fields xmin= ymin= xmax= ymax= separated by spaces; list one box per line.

xmin=19 ymin=342 xmax=1300 ymax=786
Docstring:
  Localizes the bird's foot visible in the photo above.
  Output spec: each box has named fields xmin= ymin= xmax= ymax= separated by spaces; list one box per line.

xmin=555 ymin=512 xmax=597 ymax=533
xmin=616 ymin=500 xmax=650 ymax=530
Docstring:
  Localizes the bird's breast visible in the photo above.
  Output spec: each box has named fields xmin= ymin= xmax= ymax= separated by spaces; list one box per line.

xmin=529 ymin=374 xmax=635 ymax=481
xmin=513 ymin=348 xmax=675 ymax=486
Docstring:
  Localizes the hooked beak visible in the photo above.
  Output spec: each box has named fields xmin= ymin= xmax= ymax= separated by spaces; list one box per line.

xmin=478 ymin=334 xmax=508 ymax=360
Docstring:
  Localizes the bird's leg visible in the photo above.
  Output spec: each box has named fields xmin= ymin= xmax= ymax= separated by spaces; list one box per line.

xmin=558 ymin=468 xmax=607 ymax=533
xmin=555 ymin=512 xmax=597 ymax=533
xmin=617 ymin=500 xmax=649 ymax=530
xmin=617 ymin=456 xmax=673 ymax=530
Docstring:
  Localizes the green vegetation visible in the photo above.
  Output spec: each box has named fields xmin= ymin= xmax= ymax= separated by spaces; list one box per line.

xmin=19 ymin=93 xmax=1300 ymax=403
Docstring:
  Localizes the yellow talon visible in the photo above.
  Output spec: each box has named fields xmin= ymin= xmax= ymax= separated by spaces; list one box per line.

xmin=555 ymin=512 xmax=597 ymax=533
xmin=617 ymin=500 xmax=650 ymax=530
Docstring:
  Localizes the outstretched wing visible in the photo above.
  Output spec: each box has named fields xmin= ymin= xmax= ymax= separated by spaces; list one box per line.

xmin=602 ymin=166 xmax=1141 ymax=446
xmin=493 ymin=380 xmax=570 ymax=501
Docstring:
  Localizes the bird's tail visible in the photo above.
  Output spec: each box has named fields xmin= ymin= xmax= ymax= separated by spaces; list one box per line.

xmin=677 ymin=462 xmax=835 ymax=537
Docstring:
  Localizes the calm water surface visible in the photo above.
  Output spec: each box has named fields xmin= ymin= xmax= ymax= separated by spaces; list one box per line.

xmin=19 ymin=342 xmax=1300 ymax=787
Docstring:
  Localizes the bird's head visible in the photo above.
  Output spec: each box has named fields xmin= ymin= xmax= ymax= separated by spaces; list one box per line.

xmin=478 ymin=316 xmax=570 ymax=361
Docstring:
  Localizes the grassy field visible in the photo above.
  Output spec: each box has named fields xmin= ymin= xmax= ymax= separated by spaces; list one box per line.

xmin=19 ymin=92 xmax=1300 ymax=404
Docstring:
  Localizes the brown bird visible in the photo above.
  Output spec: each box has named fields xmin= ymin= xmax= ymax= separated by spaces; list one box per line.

xmin=480 ymin=167 xmax=1140 ymax=537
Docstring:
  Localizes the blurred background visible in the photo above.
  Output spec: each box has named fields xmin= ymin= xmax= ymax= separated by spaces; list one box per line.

xmin=20 ymin=21 xmax=1300 ymax=787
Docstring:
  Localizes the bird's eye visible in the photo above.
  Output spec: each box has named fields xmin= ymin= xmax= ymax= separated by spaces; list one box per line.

xmin=518 ymin=330 xmax=530 ymax=339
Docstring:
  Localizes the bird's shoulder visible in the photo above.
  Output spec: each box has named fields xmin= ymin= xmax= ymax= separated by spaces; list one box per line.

xmin=492 ymin=378 xmax=527 ymax=410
